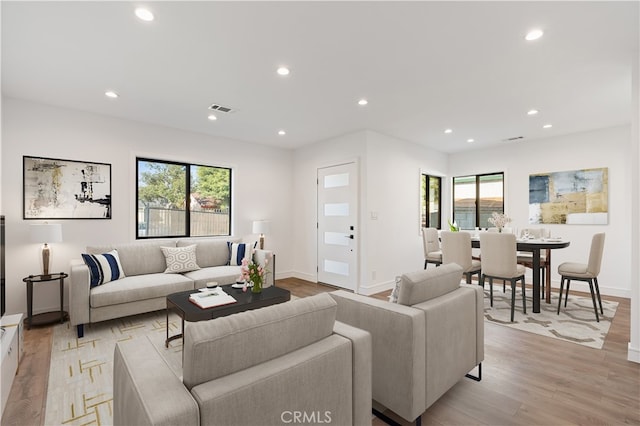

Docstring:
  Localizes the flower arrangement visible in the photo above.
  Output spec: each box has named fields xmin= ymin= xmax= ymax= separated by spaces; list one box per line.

xmin=488 ymin=212 xmax=511 ymax=230
xmin=240 ymin=251 xmax=270 ymax=293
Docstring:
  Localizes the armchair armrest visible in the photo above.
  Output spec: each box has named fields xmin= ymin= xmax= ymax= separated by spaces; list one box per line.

xmin=333 ymin=321 xmax=372 ymax=426
xmin=329 ymin=290 xmax=426 ymax=423
xmin=114 ymin=338 xmax=199 ymax=426
xmin=253 ymin=249 xmax=275 ymax=287
xmin=69 ymin=259 xmax=90 ymax=327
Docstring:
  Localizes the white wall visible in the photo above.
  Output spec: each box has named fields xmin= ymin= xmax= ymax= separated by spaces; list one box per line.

xmin=1 ymin=97 xmax=293 ymax=316
xmin=629 ymin=51 xmax=639 ymax=363
xmin=449 ymin=125 xmax=632 ymax=298
xmin=291 ymin=129 xmax=448 ymax=295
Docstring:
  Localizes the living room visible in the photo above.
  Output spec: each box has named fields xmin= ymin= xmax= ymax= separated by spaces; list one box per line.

xmin=1 ymin=1 xmax=639 ymax=425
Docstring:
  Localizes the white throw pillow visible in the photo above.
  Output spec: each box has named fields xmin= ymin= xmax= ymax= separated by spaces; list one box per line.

xmin=161 ymin=245 xmax=200 ymax=273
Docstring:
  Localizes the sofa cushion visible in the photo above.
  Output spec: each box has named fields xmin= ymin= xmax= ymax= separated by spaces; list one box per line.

xmin=182 ymin=266 xmax=242 ymax=288
xmin=82 ymin=250 xmax=126 ymax=288
xmin=183 ymin=293 xmax=337 ymax=389
xmin=397 ymin=263 xmax=464 ymax=306
xmin=177 ymin=238 xmax=239 ymax=268
xmin=90 ymin=273 xmax=194 ymax=308
xmin=88 ymin=239 xmax=176 ymax=276
xmin=160 ymin=245 xmax=200 ymax=273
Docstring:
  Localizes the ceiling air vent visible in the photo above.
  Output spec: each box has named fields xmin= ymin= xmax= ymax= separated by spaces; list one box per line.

xmin=208 ymin=103 xmax=235 ymax=113
xmin=502 ymin=136 xmax=524 ymax=142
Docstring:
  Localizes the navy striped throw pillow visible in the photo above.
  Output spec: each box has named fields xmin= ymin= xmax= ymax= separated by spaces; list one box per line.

xmin=227 ymin=242 xmax=256 ymax=266
xmin=82 ymin=250 xmax=126 ymax=288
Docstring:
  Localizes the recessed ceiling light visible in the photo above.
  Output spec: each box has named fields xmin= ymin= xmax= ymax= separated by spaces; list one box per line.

xmin=527 ymin=109 xmax=539 ymax=116
xmin=358 ymin=99 xmax=368 ymax=106
xmin=104 ymin=90 xmax=119 ymax=99
xmin=525 ymin=29 xmax=544 ymax=41
xmin=207 ymin=114 xmax=217 ymax=121
xmin=135 ymin=8 xmax=154 ymax=22
xmin=278 ymin=130 xmax=286 ymax=135
xmin=467 ymin=138 xmax=474 ymax=143
xmin=277 ymin=67 xmax=290 ymax=76
xmin=444 ymin=129 xmax=453 ymax=134
xmin=543 ymin=124 xmax=553 ymax=129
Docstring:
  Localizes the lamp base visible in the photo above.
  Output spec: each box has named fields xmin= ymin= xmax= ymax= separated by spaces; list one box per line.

xmin=259 ymin=235 xmax=265 ymax=250
xmin=42 ymin=243 xmax=50 ymax=276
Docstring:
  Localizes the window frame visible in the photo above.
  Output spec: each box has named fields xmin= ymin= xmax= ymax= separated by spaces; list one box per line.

xmin=421 ymin=173 xmax=442 ymax=230
xmin=136 ymin=157 xmax=232 ymax=239
xmin=452 ymin=172 xmax=504 ymax=230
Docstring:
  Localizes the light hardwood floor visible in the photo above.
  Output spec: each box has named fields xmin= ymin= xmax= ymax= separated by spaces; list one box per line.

xmin=2 ymin=278 xmax=639 ymax=426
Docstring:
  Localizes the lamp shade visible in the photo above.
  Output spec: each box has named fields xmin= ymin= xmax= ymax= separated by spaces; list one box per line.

xmin=30 ymin=223 xmax=63 ymax=244
xmin=252 ymin=220 xmax=270 ymax=235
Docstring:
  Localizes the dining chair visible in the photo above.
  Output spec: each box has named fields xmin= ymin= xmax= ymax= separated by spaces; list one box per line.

xmin=557 ymin=233 xmax=605 ymax=322
xmin=479 ymin=232 xmax=526 ymax=322
xmin=517 ymin=228 xmax=550 ymax=298
xmin=422 ymin=227 xmax=442 ymax=269
xmin=441 ymin=231 xmax=481 ymax=284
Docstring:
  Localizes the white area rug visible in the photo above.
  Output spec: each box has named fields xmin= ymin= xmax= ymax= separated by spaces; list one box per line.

xmin=483 ymin=283 xmax=618 ymax=349
xmin=44 ymin=311 xmax=183 ymax=426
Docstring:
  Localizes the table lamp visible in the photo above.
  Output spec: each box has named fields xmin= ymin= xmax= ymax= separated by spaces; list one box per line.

xmin=30 ymin=223 xmax=63 ymax=276
xmin=252 ymin=220 xmax=270 ymax=250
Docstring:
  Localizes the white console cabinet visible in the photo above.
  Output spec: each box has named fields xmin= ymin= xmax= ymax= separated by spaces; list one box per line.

xmin=1 ymin=313 xmax=24 ymax=417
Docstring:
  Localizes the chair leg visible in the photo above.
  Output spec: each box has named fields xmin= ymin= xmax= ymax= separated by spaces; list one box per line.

xmin=465 ymin=272 xmax=471 ymax=284
xmin=489 ymin=277 xmax=494 ymax=307
xmin=557 ymin=277 xmax=565 ymax=315
xmin=521 ymin=277 xmax=527 ymax=315
xmin=564 ymin=279 xmax=571 ymax=307
xmin=594 ymin=277 xmax=603 ymax=314
xmin=588 ymin=279 xmax=600 ymax=322
xmin=424 ymin=260 xmax=428 ymax=270
xmin=510 ymin=280 xmax=516 ymax=322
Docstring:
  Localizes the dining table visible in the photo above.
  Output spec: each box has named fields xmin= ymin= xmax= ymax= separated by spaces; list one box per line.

xmin=471 ymin=236 xmax=570 ymax=313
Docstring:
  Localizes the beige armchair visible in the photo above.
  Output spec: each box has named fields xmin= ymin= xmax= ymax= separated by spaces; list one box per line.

xmin=330 ymin=264 xmax=484 ymax=425
xmin=114 ymin=293 xmax=372 ymax=426
xmin=422 ymin=227 xmax=442 ymax=269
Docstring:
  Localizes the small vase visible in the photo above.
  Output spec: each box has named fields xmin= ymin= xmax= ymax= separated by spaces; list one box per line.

xmin=498 ymin=227 xmax=503 ymax=233
xmin=251 ymin=277 xmax=263 ymax=294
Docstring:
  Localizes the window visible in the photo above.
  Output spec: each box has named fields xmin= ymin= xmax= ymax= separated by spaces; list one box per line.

xmin=452 ymin=172 xmax=504 ymax=229
xmin=136 ymin=158 xmax=231 ymax=238
xmin=421 ymin=174 xmax=442 ymax=229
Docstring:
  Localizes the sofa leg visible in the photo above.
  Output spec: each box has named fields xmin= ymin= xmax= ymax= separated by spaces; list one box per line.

xmin=77 ymin=324 xmax=84 ymax=338
xmin=465 ymin=363 xmax=482 ymax=382
xmin=372 ymin=408 xmax=408 ymax=426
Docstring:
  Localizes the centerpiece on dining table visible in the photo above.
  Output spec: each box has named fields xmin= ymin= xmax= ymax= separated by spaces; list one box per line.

xmin=488 ymin=212 xmax=511 ymax=232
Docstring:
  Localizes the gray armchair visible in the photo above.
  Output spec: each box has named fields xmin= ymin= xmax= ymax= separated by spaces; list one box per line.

xmin=114 ymin=293 xmax=372 ymax=426
xmin=330 ymin=263 xmax=484 ymax=425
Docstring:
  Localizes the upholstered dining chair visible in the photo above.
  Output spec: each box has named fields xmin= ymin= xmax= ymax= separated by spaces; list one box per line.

xmin=422 ymin=227 xmax=442 ymax=269
xmin=557 ymin=232 xmax=605 ymax=322
xmin=479 ymin=232 xmax=527 ymax=322
xmin=517 ymin=228 xmax=550 ymax=298
xmin=441 ymin=231 xmax=481 ymax=284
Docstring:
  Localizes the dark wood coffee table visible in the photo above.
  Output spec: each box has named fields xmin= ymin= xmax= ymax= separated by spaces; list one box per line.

xmin=165 ymin=285 xmax=291 ymax=347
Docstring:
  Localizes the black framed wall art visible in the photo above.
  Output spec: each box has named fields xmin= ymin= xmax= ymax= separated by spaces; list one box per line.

xmin=23 ymin=156 xmax=112 ymax=219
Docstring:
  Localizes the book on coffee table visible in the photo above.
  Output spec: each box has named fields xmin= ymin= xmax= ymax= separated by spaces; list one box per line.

xmin=189 ymin=289 xmax=237 ymax=309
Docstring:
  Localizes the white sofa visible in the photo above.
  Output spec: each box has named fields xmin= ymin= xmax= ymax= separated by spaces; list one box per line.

xmin=69 ymin=237 xmax=274 ymax=338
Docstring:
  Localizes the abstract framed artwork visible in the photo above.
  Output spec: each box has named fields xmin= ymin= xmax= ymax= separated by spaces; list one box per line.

xmin=23 ymin=156 xmax=112 ymax=219
xmin=529 ymin=167 xmax=608 ymax=225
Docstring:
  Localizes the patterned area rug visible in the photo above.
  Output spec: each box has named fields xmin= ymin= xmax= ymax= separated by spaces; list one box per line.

xmin=44 ymin=311 xmax=183 ymax=426
xmin=483 ymin=283 xmax=618 ymax=349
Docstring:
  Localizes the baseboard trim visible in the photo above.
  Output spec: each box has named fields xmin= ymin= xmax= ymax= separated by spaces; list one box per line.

xmin=289 ymin=271 xmax=317 ymax=283
xmin=628 ymin=343 xmax=640 ymax=364
xmin=357 ymin=279 xmax=395 ymax=296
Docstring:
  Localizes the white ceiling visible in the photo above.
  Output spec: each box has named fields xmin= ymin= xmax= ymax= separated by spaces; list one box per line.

xmin=2 ymin=1 xmax=638 ymax=153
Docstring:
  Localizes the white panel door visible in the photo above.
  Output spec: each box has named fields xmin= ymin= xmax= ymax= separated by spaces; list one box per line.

xmin=317 ymin=162 xmax=358 ymax=290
